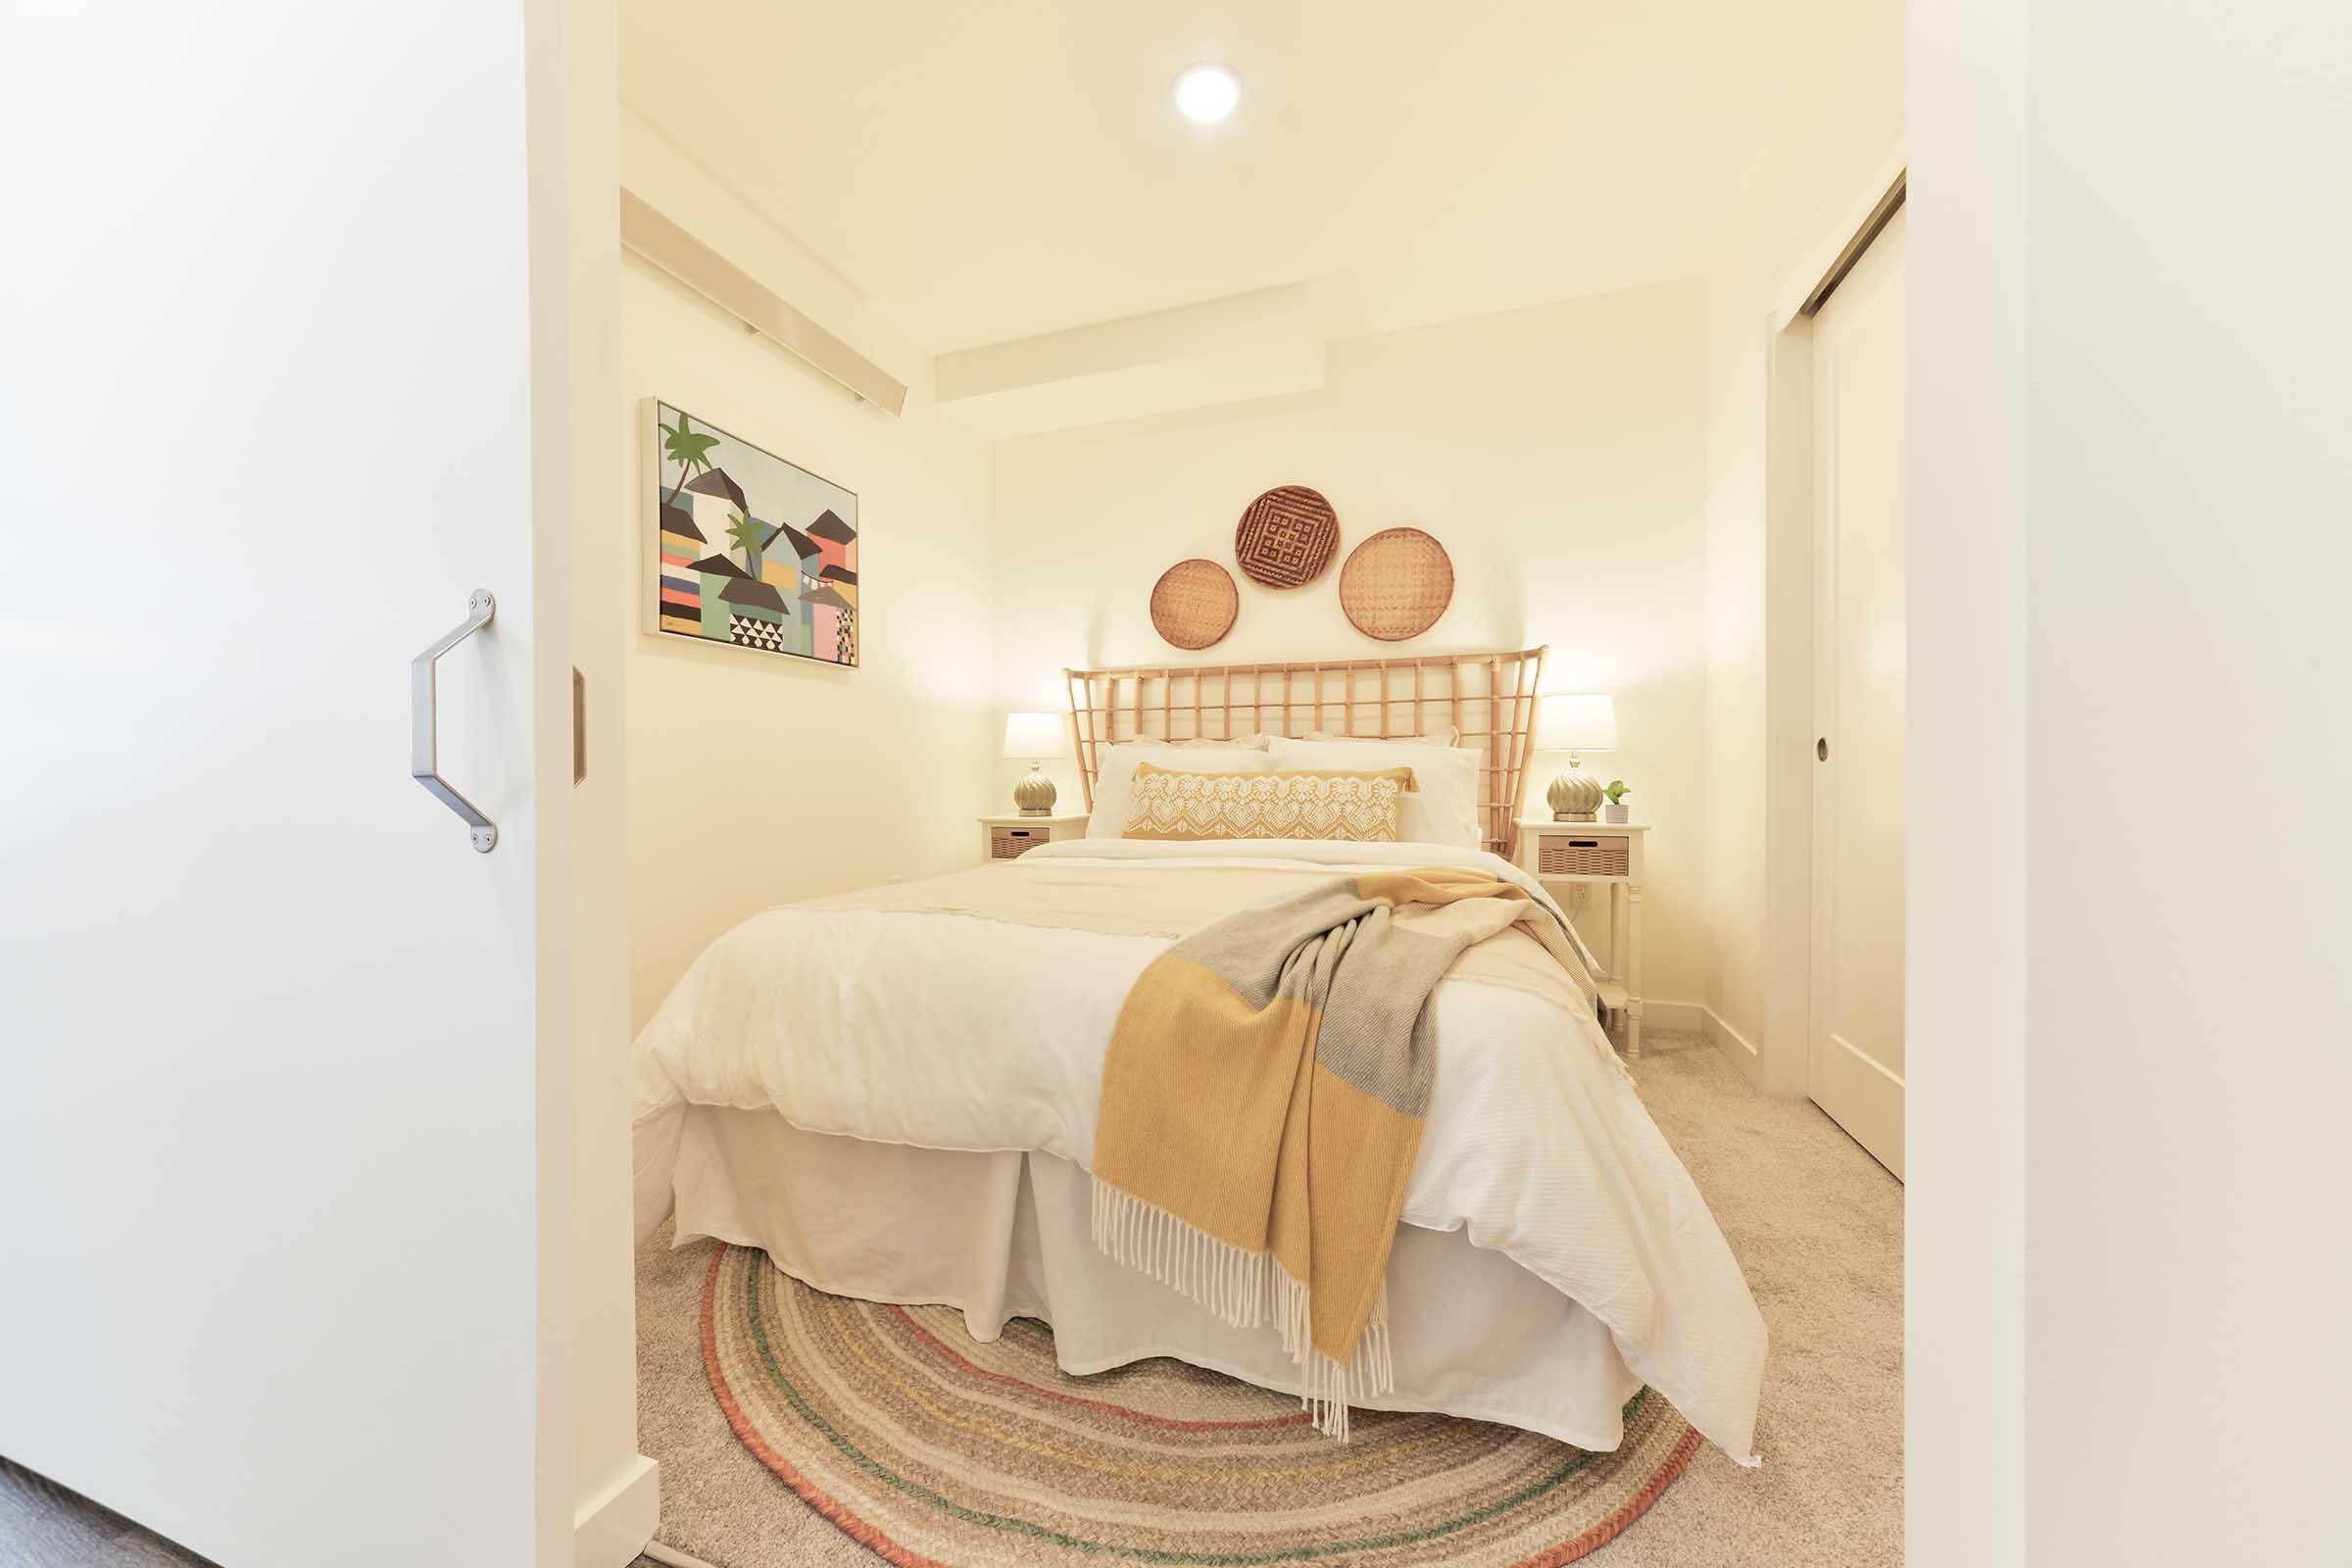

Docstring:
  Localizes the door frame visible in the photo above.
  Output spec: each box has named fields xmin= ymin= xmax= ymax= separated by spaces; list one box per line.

xmin=521 ymin=0 xmax=660 ymax=1561
xmin=1756 ymin=145 xmax=1907 ymax=1101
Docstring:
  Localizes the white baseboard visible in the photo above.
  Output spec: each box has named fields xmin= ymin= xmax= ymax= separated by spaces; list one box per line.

xmin=1639 ymin=999 xmax=1706 ymax=1034
xmin=576 ymin=1453 xmax=661 ymax=1568
xmin=1701 ymin=1005 xmax=1763 ymax=1087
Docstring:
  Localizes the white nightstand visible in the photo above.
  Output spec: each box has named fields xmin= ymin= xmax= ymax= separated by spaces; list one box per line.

xmin=978 ymin=813 xmax=1089 ymax=862
xmin=1513 ymin=819 xmax=1649 ymax=1058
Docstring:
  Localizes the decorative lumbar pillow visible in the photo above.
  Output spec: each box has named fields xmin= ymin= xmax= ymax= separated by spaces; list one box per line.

xmin=1123 ymin=763 xmax=1416 ymax=844
xmin=1268 ymin=736 xmax=1484 ymax=850
xmin=1087 ymin=745 xmax=1275 ymax=839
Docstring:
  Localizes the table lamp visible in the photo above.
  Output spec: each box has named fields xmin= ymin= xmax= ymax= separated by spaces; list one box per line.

xmin=1003 ymin=712 xmax=1066 ymax=816
xmin=1535 ymin=695 xmax=1617 ymax=821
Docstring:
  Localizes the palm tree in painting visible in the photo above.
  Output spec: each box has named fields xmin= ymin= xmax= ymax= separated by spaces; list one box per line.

xmin=661 ymin=412 xmax=719 ymax=507
xmin=726 ymin=511 xmax=764 ymax=579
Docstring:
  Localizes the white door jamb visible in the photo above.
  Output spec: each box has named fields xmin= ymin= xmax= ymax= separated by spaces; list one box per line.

xmin=1756 ymin=146 xmax=1907 ymax=1101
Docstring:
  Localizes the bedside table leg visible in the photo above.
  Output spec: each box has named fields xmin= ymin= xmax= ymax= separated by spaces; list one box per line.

xmin=1607 ymin=884 xmax=1620 ymax=982
xmin=1625 ymin=878 xmax=1643 ymax=1060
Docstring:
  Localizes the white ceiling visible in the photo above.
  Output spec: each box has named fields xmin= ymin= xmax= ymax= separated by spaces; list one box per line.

xmin=619 ymin=1 xmax=1868 ymax=356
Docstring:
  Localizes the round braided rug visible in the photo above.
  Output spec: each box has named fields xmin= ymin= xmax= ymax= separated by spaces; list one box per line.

xmin=702 ymin=1245 xmax=1700 ymax=1568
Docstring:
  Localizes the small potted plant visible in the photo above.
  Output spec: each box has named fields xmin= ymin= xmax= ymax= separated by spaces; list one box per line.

xmin=1602 ymin=780 xmax=1632 ymax=824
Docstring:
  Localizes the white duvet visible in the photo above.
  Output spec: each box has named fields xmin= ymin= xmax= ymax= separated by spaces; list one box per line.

xmin=633 ymin=837 xmax=1768 ymax=1462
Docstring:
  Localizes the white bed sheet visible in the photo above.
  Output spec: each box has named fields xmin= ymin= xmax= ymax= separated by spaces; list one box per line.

xmin=635 ymin=837 xmax=1767 ymax=1462
xmin=672 ymin=1107 xmax=1646 ymax=1449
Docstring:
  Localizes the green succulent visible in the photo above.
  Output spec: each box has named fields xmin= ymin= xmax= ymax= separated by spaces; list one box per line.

xmin=1603 ymin=780 xmax=1632 ymax=805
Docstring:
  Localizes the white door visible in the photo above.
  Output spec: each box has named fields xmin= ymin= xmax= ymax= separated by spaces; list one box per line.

xmin=1809 ymin=206 xmax=1908 ymax=1178
xmin=1 ymin=7 xmax=565 ymax=1565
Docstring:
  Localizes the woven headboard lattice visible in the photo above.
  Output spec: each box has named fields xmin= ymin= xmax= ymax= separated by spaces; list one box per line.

xmin=1063 ymin=647 xmax=1548 ymax=857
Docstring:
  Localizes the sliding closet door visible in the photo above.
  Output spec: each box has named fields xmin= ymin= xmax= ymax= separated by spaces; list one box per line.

xmin=1809 ymin=207 xmax=1909 ymax=1178
xmin=0 ymin=6 xmax=567 ymax=1565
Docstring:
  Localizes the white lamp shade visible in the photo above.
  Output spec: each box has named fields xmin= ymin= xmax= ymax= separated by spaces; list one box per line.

xmin=1002 ymin=711 xmax=1066 ymax=760
xmin=1536 ymin=694 xmax=1618 ymax=754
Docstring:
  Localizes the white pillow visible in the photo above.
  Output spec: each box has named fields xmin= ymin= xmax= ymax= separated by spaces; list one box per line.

xmin=1088 ymin=744 xmax=1275 ymax=838
xmin=1306 ymin=725 xmax=1460 ymax=748
xmin=1110 ymin=734 xmax=1274 ymax=751
xmin=1266 ymin=736 xmax=1485 ymax=849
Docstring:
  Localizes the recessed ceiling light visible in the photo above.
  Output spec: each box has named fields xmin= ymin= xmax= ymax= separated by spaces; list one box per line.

xmin=1173 ymin=64 xmax=1240 ymax=124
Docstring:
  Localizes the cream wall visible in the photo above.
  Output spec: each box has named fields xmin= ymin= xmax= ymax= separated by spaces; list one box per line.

xmin=1907 ymin=0 xmax=2352 ymax=1560
xmin=1697 ymin=0 xmax=1905 ymax=1060
xmin=620 ymin=137 xmax=997 ymax=1035
xmin=2014 ymin=0 xmax=2350 ymax=1558
xmin=990 ymin=282 xmax=1710 ymax=1008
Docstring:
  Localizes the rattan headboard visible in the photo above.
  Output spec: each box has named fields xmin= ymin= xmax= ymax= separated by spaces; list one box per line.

xmin=1064 ymin=648 xmax=1548 ymax=856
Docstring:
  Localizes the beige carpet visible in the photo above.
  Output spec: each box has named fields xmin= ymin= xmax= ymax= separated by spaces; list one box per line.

xmin=633 ymin=1028 xmax=1903 ymax=1566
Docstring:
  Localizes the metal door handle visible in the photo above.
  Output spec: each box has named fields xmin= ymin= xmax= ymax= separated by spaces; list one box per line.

xmin=411 ymin=589 xmax=499 ymax=852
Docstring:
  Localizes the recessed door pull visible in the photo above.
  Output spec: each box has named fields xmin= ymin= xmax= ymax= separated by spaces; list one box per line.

xmin=411 ymin=589 xmax=499 ymax=853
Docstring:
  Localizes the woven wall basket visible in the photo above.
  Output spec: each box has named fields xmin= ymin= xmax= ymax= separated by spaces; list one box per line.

xmin=1339 ymin=526 xmax=1454 ymax=641
xmin=1150 ymin=558 xmax=1240 ymax=650
xmin=1234 ymin=485 xmax=1340 ymax=589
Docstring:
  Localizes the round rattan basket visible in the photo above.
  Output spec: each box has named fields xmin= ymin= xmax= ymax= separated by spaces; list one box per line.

xmin=1339 ymin=526 xmax=1453 ymax=641
xmin=1150 ymin=558 xmax=1240 ymax=650
xmin=1234 ymin=485 xmax=1340 ymax=589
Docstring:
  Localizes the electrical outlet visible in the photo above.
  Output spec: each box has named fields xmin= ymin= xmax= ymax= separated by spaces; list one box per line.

xmin=1565 ymin=884 xmax=1591 ymax=913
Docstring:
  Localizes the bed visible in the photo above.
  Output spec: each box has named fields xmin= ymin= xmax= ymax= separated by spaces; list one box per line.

xmin=632 ymin=650 xmax=1767 ymax=1463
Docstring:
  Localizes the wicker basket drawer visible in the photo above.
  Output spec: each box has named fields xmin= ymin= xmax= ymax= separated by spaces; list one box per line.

xmin=1535 ymin=832 xmax=1629 ymax=877
xmin=991 ymin=825 xmax=1050 ymax=859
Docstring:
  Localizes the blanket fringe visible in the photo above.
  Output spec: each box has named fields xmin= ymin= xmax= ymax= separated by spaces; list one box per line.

xmin=1091 ymin=1179 xmax=1393 ymax=1441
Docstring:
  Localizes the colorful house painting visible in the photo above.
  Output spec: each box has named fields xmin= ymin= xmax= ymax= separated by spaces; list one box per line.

xmin=643 ymin=401 xmax=860 ymax=667
xmin=656 ymin=503 xmax=707 ymax=635
xmin=687 ymin=554 xmax=747 ymax=643
xmin=808 ymin=510 xmax=856 ymax=572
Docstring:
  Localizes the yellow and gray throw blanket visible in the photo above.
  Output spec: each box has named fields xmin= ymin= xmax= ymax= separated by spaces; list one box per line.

xmin=1089 ymin=867 xmax=1587 ymax=1440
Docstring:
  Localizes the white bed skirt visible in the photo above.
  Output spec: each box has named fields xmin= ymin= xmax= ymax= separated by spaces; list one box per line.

xmin=660 ymin=1105 xmax=1644 ymax=1450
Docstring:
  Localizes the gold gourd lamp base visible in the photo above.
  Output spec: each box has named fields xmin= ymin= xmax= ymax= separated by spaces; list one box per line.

xmin=1536 ymin=695 xmax=1616 ymax=824
xmin=1547 ymin=753 xmax=1602 ymax=822
xmin=1013 ymin=763 xmax=1057 ymax=817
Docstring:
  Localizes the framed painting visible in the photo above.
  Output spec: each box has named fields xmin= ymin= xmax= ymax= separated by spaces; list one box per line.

xmin=640 ymin=398 xmax=860 ymax=666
